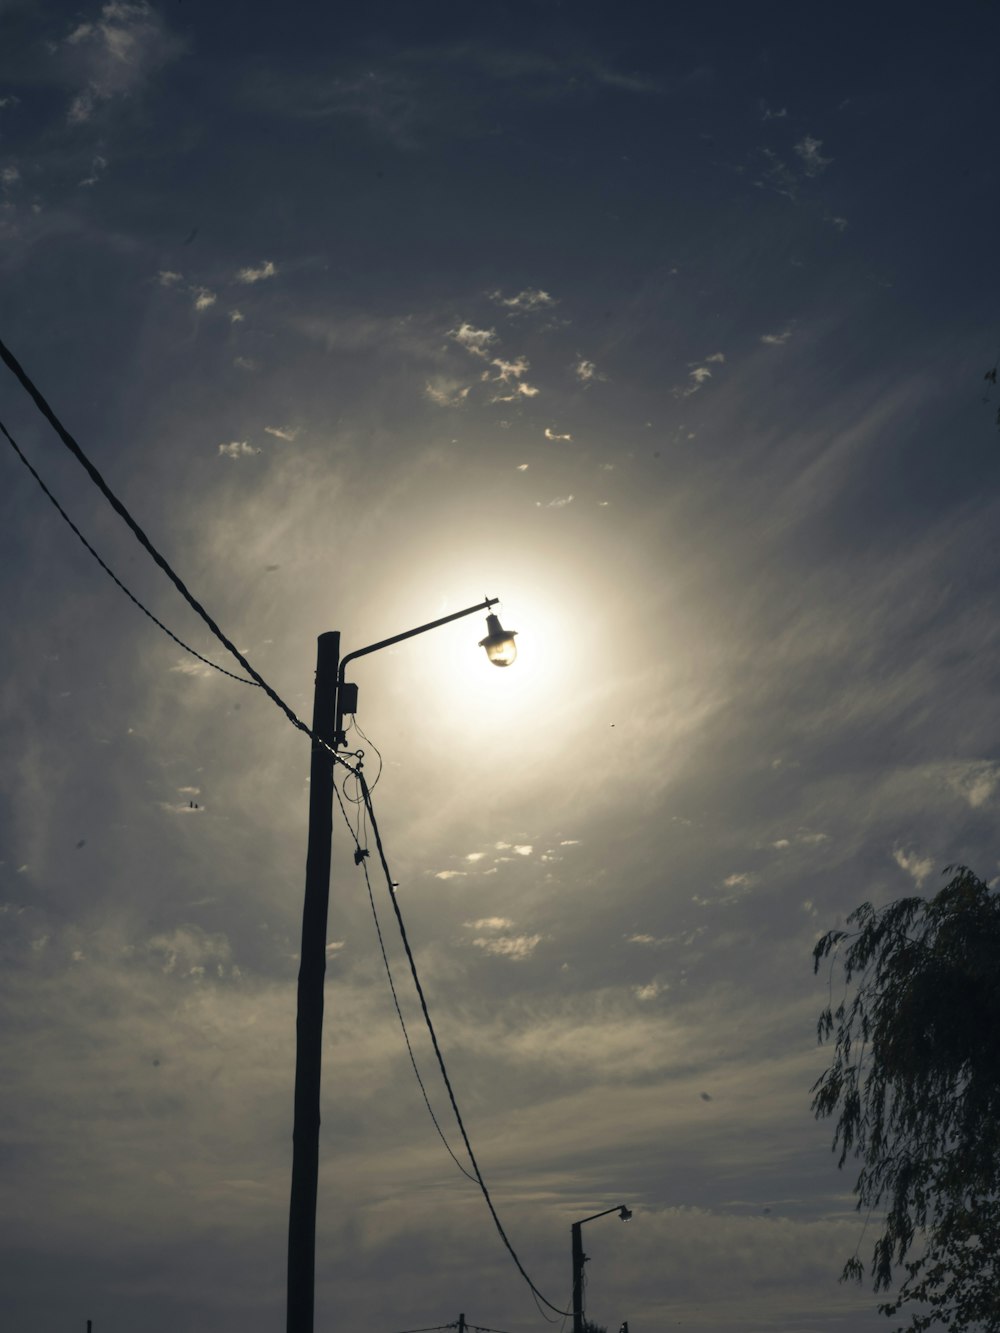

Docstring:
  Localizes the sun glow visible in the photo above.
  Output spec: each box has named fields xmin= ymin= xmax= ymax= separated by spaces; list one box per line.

xmin=345 ymin=562 xmax=594 ymax=772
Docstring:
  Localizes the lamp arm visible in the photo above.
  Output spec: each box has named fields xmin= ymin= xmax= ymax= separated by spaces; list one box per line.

xmin=335 ymin=596 xmax=499 ymax=742
xmin=575 ymin=1204 xmax=631 ymax=1227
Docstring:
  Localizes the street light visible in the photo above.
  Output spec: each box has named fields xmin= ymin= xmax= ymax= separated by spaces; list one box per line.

xmin=287 ymin=596 xmax=515 ymax=1333
xmin=478 ymin=612 xmax=518 ymax=667
xmin=571 ymin=1205 xmax=633 ymax=1333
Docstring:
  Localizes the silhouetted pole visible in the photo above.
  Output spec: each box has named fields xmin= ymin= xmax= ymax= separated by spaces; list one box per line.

xmin=287 ymin=631 xmax=340 ymax=1333
xmin=572 ymin=1220 xmax=585 ymax=1333
xmin=457 ymin=1314 xmax=467 ymax=1333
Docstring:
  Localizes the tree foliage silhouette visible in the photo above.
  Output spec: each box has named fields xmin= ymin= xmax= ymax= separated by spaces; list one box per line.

xmin=812 ymin=866 xmax=1000 ymax=1333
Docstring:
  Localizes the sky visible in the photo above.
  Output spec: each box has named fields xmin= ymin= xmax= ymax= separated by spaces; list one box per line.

xmin=1 ymin=2 xmax=1000 ymax=1331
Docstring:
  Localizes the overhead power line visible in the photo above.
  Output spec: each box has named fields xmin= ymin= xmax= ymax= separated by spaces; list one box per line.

xmin=0 ymin=335 xmax=313 ymax=739
xmin=2 ymin=334 xmax=562 ymax=1317
xmin=0 ymin=416 xmax=256 ymax=685
xmin=384 ymin=1325 xmax=458 ymax=1333
xmin=333 ymin=769 xmax=477 ymax=1185
xmin=358 ymin=770 xmax=570 ymax=1321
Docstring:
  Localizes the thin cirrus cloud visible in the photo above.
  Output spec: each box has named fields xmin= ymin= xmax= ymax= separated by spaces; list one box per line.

xmin=63 ymin=0 xmax=180 ymax=125
xmin=675 ymin=352 xmax=724 ymax=397
xmin=488 ymin=287 xmax=556 ymax=313
xmin=218 ymin=441 xmax=259 ymax=459
xmin=574 ymin=358 xmax=605 ymax=383
xmin=794 ymin=135 xmax=832 ymax=175
xmin=448 ymin=321 xmax=496 ymax=357
xmin=235 ymin=260 xmax=277 ymax=284
xmin=470 ymin=932 xmax=542 ymax=959
xmin=424 ymin=377 xmax=470 ymax=406
xmin=488 ymin=356 xmax=539 ymax=400
xmin=892 ymin=846 xmax=933 ymax=888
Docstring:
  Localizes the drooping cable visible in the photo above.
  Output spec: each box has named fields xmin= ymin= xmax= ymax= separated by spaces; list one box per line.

xmin=358 ymin=770 xmax=569 ymax=1321
xmin=350 ymin=713 xmax=383 ymax=791
xmin=335 ymin=770 xmax=477 ymax=1185
xmin=1 ymin=335 xmax=562 ymax=1314
xmin=383 ymin=1324 xmax=457 ymax=1333
xmin=0 ymin=335 xmax=312 ymax=739
xmin=1 ymin=416 xmax=257 ymax=686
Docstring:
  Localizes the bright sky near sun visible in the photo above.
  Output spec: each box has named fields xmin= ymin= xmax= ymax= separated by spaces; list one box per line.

xmin=2 ymin=3 xmax=1000 ymax=1332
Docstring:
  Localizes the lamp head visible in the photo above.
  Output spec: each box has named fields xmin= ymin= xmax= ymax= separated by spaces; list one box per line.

xmin=618 ymin=1206 xmax=632 ymax=1222
xmin=479 ymin=612 xmax=518 ymax=667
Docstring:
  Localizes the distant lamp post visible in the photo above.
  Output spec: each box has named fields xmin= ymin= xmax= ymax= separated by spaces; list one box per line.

xmin=287 ymin=597 xmax=514 ymax=1333
xmin=571 ymin=1205 xmax=633 ymax=1333
xmin=478 ymin=612 xmax=518 ymax=667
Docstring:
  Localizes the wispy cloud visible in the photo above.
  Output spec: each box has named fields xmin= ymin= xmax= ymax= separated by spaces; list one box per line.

xmin=753 ymin=147 xmax=799 ymax=200
xmin=760 ymin=330 xmax=792 ymax=346
xmin=893 ymin=846 xmax=933 ymax=888
xmin=424 ymin=376 xmax=470 ymax=407
xmin=488 ymin=287 xmax=556 ymax=313
xmin=64 ymin=0 xmax=179 ymax=124
xmin=235 ymin=260 xmax=277 ymax=284
xmin=794 ymin=135 xmax=832 ymax=176
xmin=79 ymin=154 xmax=108 ymax=186
xmin=544 ymin=427 xmax=572 ymax=441
xmin=192 ymin=287 xmax=217 ymax=311
xmin=489 ymin=355 xmax=539 ymax=400
xmin=535 ymin=495 xmax=574 ymax=508
xmin=634 ymin=981 xmax=664 ymax=1001
xmin=675 ymin=355 xmax=724 ymax=398
xmin=218 ymin=441 xmax=259 ymax=459
xmin=157 ymin=269 xmax=182 ymax=286
xmin=574 ymin=358 xmax=605 ymax=383
xmin=464 ymin=917 xmax=513 ymax=931
xmin=470 ymin=932 xmax=541 ymax=959
xmin=263 ymin=425 xmax=299 ymax=442
xmin=449 ymin=322 xmax=496 ymax=358
xmin=947 ymin=761 xmax=1000 ymax=809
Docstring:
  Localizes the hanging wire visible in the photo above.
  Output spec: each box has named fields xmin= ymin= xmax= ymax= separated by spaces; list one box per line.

xmin=1 ymin=335 xmax=565 ymax=1319
xmin=331 ymin=767 xmax=475 ymax=1183
xmin=350 ymin=712 xmax=384 ymax=790
xmin=1 ymin=417 xmax=256 ymax=685
xmin=357 ymin=769 xmax=570 ymax=1321
xmin=0 ymin=335 xmax=320 ymax=742
xmin=383 ymin=1324 xmax=458 ymax=1333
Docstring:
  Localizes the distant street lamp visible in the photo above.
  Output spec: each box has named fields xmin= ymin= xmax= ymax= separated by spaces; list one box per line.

xmin=287 ymin=597 xmax=517 ymax=1333
xmin=571 ymin=1205 xmax=633 ymax=1333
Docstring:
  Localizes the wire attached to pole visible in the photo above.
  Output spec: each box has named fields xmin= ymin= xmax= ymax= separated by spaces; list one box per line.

xmin=357 ymin=770 xmax=570 ymax=1321
xmin=0 ymin=335 xmax=311 ymax=737
xmin=1 ymin=416 xmax=257 ymax=685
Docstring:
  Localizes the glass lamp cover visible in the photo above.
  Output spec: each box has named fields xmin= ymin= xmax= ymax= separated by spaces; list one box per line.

xmin=479 ymin=613 xmax=518 ymax=667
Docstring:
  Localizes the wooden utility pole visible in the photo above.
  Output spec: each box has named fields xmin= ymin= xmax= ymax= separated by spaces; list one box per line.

xmin=572 ymin=1221 xmax=585 ymax=1333
xmin=287 ymin=632 xmax=340 ymax=1333
xmin=457 ymin=1314 xmax=467 ymax=1333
